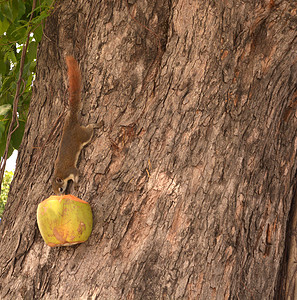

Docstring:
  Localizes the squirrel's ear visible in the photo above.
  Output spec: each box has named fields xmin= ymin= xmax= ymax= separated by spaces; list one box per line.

xmin=56 ymin=177 xmax=63 ymax=184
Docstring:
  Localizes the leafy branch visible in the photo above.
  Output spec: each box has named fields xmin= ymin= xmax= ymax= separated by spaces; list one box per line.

xmin=0 ymin=0 xmax=37 ymax=186
xmin=0 ymin=0 xmax=54 ymax=187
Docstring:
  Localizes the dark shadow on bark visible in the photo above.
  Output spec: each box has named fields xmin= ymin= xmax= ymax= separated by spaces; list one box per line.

xmin=276 ymin=170 xmax=297 ymax=300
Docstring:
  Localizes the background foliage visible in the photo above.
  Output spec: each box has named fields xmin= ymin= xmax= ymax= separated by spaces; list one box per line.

xmin=0 ymin=170 xmax=13 ymax=217
xmin=0 ymin=0 xmax=53 ymax=160
xmin=0 ymin=0 xmax=53 ymax=216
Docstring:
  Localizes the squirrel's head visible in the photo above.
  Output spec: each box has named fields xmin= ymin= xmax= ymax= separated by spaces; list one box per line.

xmin=52 ymin=177 xmax=67 ymax=195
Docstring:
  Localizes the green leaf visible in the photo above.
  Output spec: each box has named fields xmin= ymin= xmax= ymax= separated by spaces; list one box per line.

xmin=0 ymin=137 xmax=6 ymax=158
xmin=0 ymin=18 xmax=10 ymax=35
xmin=33 ymin=24 xmax=43 ymax=43
xmin=0 ymin=56 xmax=9 ymax=75
xmin=4 ymin=50 xmax=17 ymax=65
xmin=30 ymin=9 xmax=51 ymax=26
xmin=0 ymin=104 xmax=11 ymax=116
xmin=11 ymin=119 xmax=25 ymax=149
xmin=1 ymin=76 xmax=15 ymax=103
xmin=0 ymin=120 xmax=5 ymax=140
xmin=7 ymin=22 xmax=26 ymax=42
xmin=29 ymin=1 xmax=53 ymax=18
xmin=12 ymin=0 xmax=26 ymax=20
xmin=7 ymin=142 xmax=14 ymax=159
xmin=27 ymin=41 xmax=37 ymax=64
xmin=0 ymin=121 xmax=14 ymax=159
xmin=1 ymin=3 xmax=13 ymax=23
xmin=29 ymin=59 xmax=36 ymax=73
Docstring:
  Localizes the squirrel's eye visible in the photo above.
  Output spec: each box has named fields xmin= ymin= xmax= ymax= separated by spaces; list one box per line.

xmin=59 ymin=187 xmax=64 ymax=192
xmin=56 ymin=177 xmax=63 ymax=184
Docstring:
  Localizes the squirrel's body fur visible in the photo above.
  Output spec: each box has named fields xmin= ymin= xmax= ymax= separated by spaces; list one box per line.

xmin=52 ymin=56 xmax=93 ymax=195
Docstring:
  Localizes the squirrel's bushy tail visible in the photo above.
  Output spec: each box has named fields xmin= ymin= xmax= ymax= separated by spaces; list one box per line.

xmin=65 ymin=56 xmax=81 ymax=115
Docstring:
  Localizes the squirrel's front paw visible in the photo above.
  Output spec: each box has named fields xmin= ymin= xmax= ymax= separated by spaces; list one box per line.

xmin=93 ymin=120 xmax=104 ymax=130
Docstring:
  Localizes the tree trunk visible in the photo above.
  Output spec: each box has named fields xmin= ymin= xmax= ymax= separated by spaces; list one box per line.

xmin=1 ymin=0 xmax=297 ymax=299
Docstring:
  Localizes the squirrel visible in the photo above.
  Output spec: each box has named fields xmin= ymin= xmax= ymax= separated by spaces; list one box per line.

xmin=52 ymin=56 xmax=94 ymax=195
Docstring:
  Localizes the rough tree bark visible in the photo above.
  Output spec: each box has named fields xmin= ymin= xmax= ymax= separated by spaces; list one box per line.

xmin=1 ymin=0 xmax=297 ymax=299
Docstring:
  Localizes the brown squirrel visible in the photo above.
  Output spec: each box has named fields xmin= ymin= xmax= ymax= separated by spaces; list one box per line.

xmin=52 ymin=56 xmax=94 ymax=195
